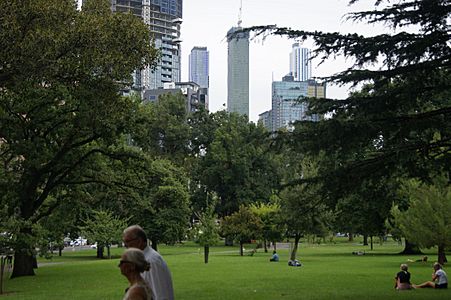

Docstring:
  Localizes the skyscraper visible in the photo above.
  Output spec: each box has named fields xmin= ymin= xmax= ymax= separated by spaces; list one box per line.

xmin=227 ymin=27 xmax=249 ymax=118
xmin=142 ymin=0 xmax=182 ymax=90
xmin=289 ymin=43 xmax=312 ymax=81
xmin=103 ymin=0 xmax=183 ymax=91
xmin=271 ymin=75 xmax=322 ymax=132
xmin=189 ymin=47 xmax=209 ymax=89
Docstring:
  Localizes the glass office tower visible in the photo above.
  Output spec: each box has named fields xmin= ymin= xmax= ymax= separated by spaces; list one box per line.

xmin=227 ymin=27 xmax=249 ymax=118
xmin=189 ymin=46 xmax=209 ymax=89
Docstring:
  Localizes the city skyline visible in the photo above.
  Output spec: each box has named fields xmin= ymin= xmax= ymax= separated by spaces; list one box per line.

xmin=181 ymin=0 xmax=385 ymax=122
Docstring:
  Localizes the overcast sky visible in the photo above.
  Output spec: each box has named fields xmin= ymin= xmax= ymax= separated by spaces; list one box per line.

xmin=181 ymin=0 xmax=387 ymax=121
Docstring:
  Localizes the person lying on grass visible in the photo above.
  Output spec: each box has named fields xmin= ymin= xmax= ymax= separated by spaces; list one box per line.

xmin=414 ymin=262 xmax=448 ymax=289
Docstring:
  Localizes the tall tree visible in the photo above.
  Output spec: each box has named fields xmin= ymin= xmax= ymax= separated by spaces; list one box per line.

xmin=391 ymin=175 xmax=450 ymax=264
xmin=278 ymin=158 xmax=332 ymax=261
xmin=242 ymin=0 xmax=450 ymax=254
xmin=197 ymin=111 xmax=280 ymax=216
xmin=133 ymin=159 xmax=191 ymax=251
xmin=0 ymin=0 xmax=158 ymax=277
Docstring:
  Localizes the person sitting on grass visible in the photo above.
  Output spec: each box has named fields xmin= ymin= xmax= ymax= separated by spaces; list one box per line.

xmin=119 ymin=248 xmax=152 ymax=300
xmin=394 ymin=264 xmax=412 ymax=290
xmin=270 ymin=250 xmax=279 ymax=262
xmin=414 ymin=262 xmax=448 ymax=289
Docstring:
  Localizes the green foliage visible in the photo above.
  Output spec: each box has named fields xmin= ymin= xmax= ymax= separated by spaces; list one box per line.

xmin=249 ymin=201 xmax=283 ymax=248
xmin=0 ymin=0 xmax=158 ymax=277
xmin=193 ymin=196 xmax=220 ymax=248
xmin=196 ymin=111 xmax=280 ymax=216
xmin=391 ymin=174 xmax=451 ymax=262
xmin=221 ymin=205 xmax=263 ymax=255
xmin=81 ymin=210 xmax=128 ymax=258
xmin=243 ymin=0 xmax=451 ymax=199
xmin=279 ymin=157 xmax=332 ymax=237
xmin=133 ymin=159 xmax=191 ymax=249
xmin=132 ymin=93 xmax=191 ymax=164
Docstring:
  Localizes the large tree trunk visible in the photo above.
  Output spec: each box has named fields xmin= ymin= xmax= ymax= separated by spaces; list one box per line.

xmin=438 ymin=244 xmax=447 ymax=265
xmin=290 ymin=234 xmax=301 ymax=261
xmin=400 ymin=239 xmax=422 ymax=255
xmin=204 ymin=245 xmax=209 ymax=264
xmin=107 ymin=246 xmax=111 ymax=259
xmin=363 ymin=235 xmax=368 ymax=246
xmin=151 ymin=239 xmax=158 ymax=252
xmin=348 ymin=233 xmax=354 ymax=242
xmin=11 ymin=252 xmax=35 ymax=278
xmin=370 ymin=236 xmax=373 ymax=251
xmin=239 ymin=241 xmax=244 ymax=256
xmin=263 ymin=239 xmax=268 ymax=253
xmin=11 ymin=226 xmax=35 ymax=278
xmin=96 ymin=246 xmax=104 ymax=259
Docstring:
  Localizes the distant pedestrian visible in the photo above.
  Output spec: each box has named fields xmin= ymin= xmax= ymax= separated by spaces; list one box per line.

xmin=123 ymin=225 xmax=174 ymax=300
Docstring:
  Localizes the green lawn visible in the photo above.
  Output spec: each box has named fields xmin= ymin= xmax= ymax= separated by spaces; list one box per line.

xmin=1 ymin=240 xmax=450 ymax=299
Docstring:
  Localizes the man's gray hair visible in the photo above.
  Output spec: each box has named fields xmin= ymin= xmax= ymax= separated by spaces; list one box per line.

xmin=123 ymin=225 xmax=147 ymax=242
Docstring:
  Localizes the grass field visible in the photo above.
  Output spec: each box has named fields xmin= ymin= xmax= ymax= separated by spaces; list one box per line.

xmin=1 ymin=239 xmax=450 ymax=299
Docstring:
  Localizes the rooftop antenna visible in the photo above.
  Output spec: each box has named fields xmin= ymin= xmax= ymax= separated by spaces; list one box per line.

xmin=237 ymin=0 xmax=243 ymax=27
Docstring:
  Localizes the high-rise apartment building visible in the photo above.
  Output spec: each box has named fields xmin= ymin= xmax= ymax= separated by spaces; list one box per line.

xmin=102 ymin=0 xmax=182 ymax=91
xmin=227 ymin=27 xmax=249 ymax=118
xmin=289 ymin=43 xmax=312 ymax=81
xmin=189 ymin=47 xmax=209 ymax=89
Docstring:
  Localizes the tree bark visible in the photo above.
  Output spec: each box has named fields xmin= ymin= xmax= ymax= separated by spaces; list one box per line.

xmin=348 ymin=233 xmax=353 ymax=242
xmin=107 ymin=246 xmax=111 ymax=259
xmin=290 ymin=234 xmax=301 ymax=261
xmin=400 ymin=239 xmax=422 ymax=255
xmin=97 ymin=246 xmax=104 ymax=259
xmin=437 ymin=244 xmax=447 ymax=265
xmin=239 ymin=241 xmax=244 ymax=256
xmin=11 ymin=225 xmax=35 ymax=278
xmin=363 ymin=235 xmax=368 ymax=246
xmin=263 ymin=239 xmax=268 ymax=253
xmin=151 ymin=239 xmax=158 ymax=252
xmin=204 ymin=245 xmax=209 ymax=264
xmin=370 ymin=236 xmax=373 ymax=251
xmin=11 ymin=252 xmax=35 ymax=278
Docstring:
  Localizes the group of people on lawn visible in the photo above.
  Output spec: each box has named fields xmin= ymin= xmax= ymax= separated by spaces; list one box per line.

xmin=395 ymin=262 xmax=448 ymax=290
xmin=117 ymin=225 xmax=447 ymax=299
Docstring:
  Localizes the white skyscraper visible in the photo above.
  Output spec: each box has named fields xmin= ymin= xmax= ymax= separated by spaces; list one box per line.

xmin=189 ymin=47 xmax=209 ymax=89
xmin=289 ymin=43 xmax=312 ymax=81
xmin=227 ymin=26 xmax=249 ymax=118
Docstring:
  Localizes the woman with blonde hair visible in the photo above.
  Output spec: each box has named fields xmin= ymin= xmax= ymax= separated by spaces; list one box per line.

xmin=394 ymin=264 xmax=412 ymax=290
xmin=119 ymin=248 xmax=152 ymax=300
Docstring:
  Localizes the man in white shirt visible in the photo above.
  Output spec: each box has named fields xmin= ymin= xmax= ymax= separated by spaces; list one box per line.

xmin=123 ymin=225 xmax=175 ymax=299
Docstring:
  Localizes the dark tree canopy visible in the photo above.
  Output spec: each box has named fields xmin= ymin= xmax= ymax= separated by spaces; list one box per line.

xmin=0 ymin=0 xmax=158 ymax=277
xmin=243 ymin=0 xmax=450 ymax=196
